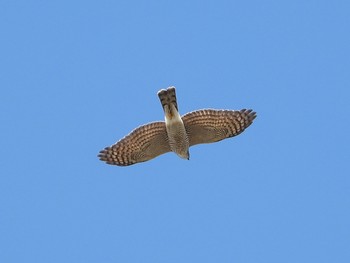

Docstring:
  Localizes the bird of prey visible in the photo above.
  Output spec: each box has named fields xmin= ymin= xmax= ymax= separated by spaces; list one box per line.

xmin=98 ymin=87 xmax=256 ymax=166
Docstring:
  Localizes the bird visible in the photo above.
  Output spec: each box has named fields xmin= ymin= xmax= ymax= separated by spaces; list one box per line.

xmin=98 ymin=87 xmax=256 ymax=166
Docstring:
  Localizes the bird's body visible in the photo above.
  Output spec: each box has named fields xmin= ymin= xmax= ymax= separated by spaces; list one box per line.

xmin=98 ymin=86 xmax=256 ymax=166
xmin=158 ymin=87 xmax=189 ymax=159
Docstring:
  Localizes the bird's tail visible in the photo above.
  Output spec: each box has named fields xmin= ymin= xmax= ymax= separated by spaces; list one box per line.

xmin=157 ymin=86 xmax=178 ymax=112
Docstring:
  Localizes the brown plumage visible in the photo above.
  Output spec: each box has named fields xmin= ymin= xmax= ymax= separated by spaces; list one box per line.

xmin=98 ymin=87 xmax=256 ymax=166
xmin=182 ymin=109 xmax=256 ymax=146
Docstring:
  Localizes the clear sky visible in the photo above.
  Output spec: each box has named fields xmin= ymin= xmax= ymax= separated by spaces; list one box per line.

xmin=1 ymin=1 xmax=349 ymax=262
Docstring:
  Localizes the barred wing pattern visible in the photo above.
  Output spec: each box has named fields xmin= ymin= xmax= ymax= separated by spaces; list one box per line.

xmin=98 ymin=122 xmax=171 ymax=166
xmin=182 ymin=109 xmax=257 ymax=146
xmin=98 ymin=87 xmax=257 ymax=166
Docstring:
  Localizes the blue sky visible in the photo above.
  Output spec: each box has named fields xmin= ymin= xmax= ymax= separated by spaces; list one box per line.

xmin=1 ymin=0 xmax=349 ymax=262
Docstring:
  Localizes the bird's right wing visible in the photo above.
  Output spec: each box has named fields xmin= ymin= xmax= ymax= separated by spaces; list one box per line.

xmin=182 ymin=109 xmax=256 ymax=146
xmin=98 ymin=121 xmax=171 ymax=166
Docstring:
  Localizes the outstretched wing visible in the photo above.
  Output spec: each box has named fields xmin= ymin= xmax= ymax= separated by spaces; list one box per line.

xmin=182 ymin=109 xmax=256 ymax=146
xmin=98 ymin=121 xmax=171 ymax=166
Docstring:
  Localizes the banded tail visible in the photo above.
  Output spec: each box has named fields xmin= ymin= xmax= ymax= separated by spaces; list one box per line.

xmin=157 ymin=86 xmax=178 ymax=113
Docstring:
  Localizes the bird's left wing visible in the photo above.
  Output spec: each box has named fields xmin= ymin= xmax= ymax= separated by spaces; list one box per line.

xmin=98 ymin=121 xmax=171 ymax=166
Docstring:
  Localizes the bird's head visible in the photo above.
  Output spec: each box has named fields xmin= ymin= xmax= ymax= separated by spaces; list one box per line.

xmin=177 ymin=150 xmax=190 ymax=160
